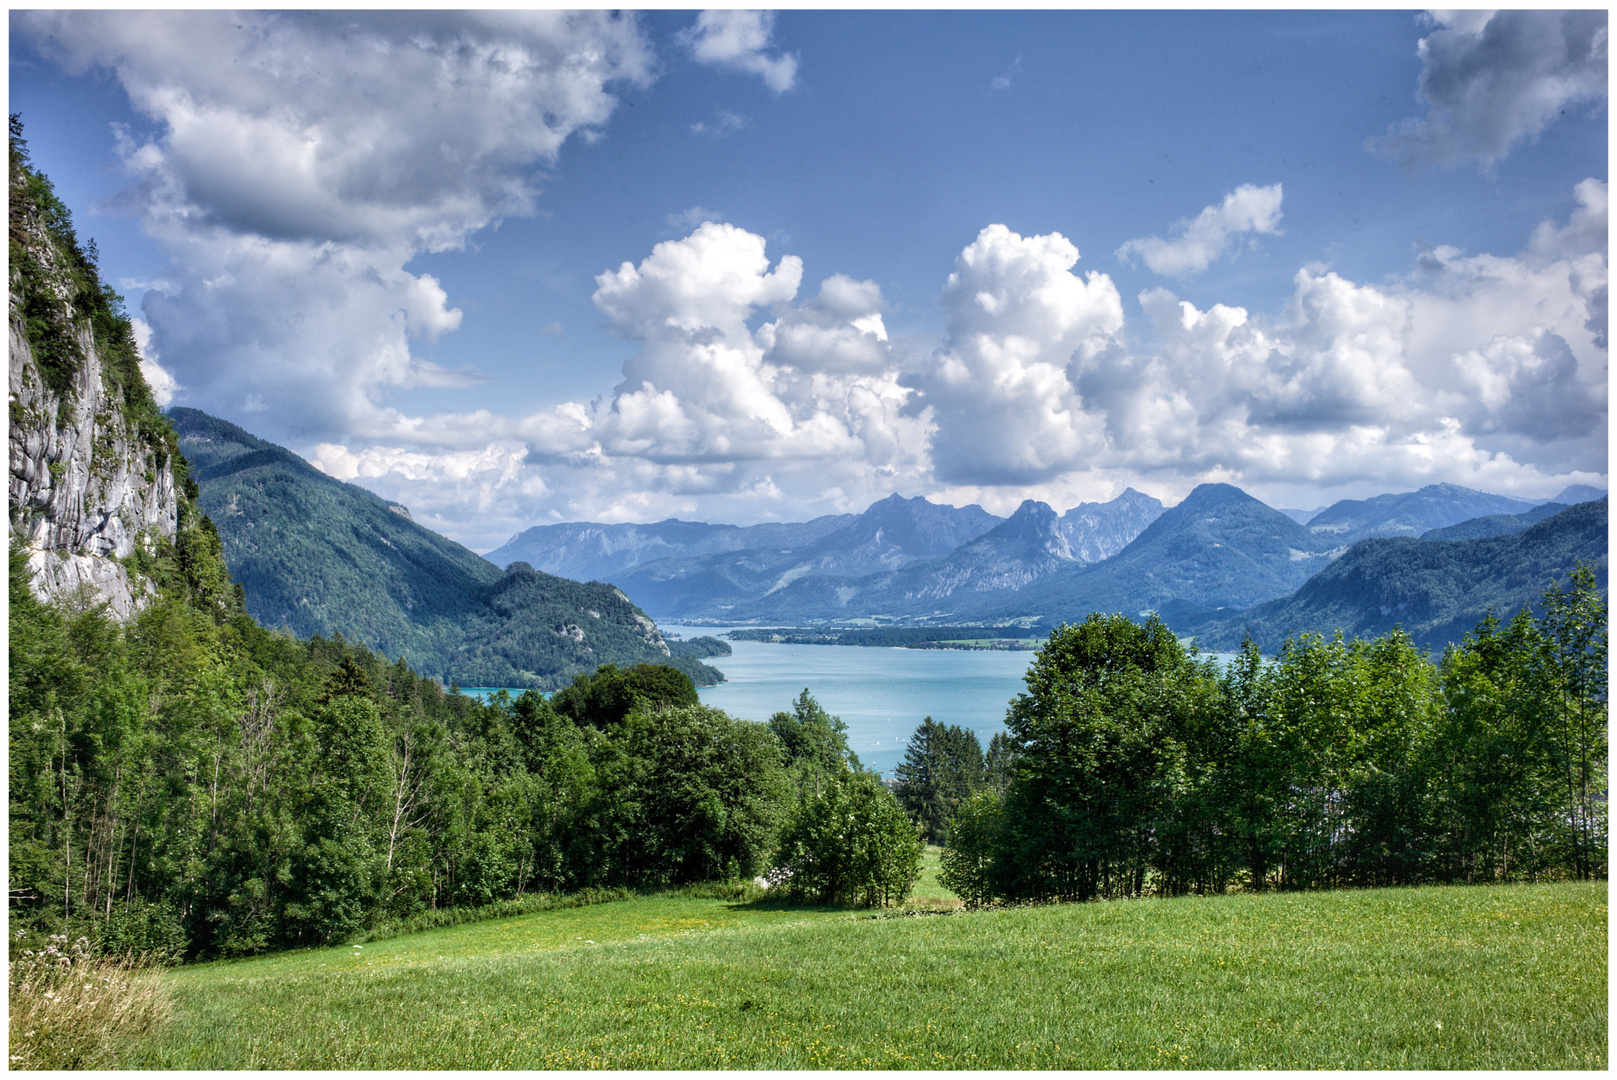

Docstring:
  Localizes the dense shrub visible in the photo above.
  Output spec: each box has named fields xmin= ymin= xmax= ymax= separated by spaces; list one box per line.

xmin=775 ymin=769 xmax=922 ymax=907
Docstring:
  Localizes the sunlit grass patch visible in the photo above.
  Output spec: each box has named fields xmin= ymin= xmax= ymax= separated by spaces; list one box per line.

xmin=125 ymin=881 xmax=1604 ymax=1069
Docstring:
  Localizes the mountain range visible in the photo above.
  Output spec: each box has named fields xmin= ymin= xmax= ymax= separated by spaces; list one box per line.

xmin=488 ymin=478 xmax=1600 ymax=641
xmin=168 ymin=408 xmax=721 ymax=689
xmin=176 ymin=406 xmax=1604 ymax=659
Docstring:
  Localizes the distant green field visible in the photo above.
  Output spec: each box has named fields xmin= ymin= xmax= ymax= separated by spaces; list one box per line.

xmin=125 ymin=881 xmax=1605 ymax=1069
xmin=911 ymin=844 xmax=962 ymax=905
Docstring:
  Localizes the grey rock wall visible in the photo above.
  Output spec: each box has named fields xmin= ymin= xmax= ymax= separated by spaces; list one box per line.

xmin=9 ymin=308 xmax=179 ymax=618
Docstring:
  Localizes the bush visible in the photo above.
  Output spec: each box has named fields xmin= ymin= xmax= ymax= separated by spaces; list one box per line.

xmin=8 ymin=934 xmax=171 ymax=1069
xmin=94 ymin=899 xmax=189 ymax=965
xmin=775 ymin=770 xmax=922 ymax=907
xmin=939 ymin=790 xmax=1005 ymax=907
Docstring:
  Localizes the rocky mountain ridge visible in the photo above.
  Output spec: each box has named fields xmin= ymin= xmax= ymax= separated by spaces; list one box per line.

xmin=8 ymin=121 xmax=185 ymax=619
xmin=1057 ymin=487 xmax=1166 ymax=562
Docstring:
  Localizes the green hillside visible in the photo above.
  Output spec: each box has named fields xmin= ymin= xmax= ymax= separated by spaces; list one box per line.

xmin=1193 ymin=499 xmax=1607 ymax=652
xmin=119 ymin=883 xmax=1606 ymax=1070
xmin=169 ymin=408 xmax=717 ymax=689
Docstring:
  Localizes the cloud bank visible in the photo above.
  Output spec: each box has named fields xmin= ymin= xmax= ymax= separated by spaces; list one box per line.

xmin=18 ymin=12 xmax=1606 ymax=550
xmin=17 ymin=9 xmax=653 ymax=448
xmin=316 ymin=184 xmax=1604 ymax=548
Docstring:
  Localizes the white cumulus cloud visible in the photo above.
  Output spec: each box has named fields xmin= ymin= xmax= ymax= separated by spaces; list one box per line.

xmin=680 ymin=10 xmax=799 ymax=93
xmin=130 ymin=317 xmax=178 ymax=407
xmin=1076 ymin=180 xmax=1607 ymax=495
xmin=1116 ymin=183 xmax=1284 ymax=279
xmin=367 ymin=192 xmax=1602 ymax=542
xmin=16 ymin=10 xmax=653 ymax=444
xmin=583 ymin=222 xmax=921 ymax=474
xmin=1369 ymin=10 xmax=1608 ymax=169
xmin=909 ymin=225 xmax=1124 ymax=484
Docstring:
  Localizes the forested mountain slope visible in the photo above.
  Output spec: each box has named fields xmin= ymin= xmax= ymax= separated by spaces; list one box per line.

xmin=170 ymin=408 xmax=715 ymax=689
xmin=172 ymin=407 xmax=500 ymax=651
xmin=1420 ymin=501 xmax=1570 ymax=541
xmin=1192 ymin=499 xmax=1608 ymax=652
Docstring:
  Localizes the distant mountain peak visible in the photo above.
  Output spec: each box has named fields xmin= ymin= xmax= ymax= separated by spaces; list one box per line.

xmin=1179 ymin=482 xmax=1263 ymax=509
xmin=1056 ymin=488 xmax=1167 ymax=565
xmin=1308 ymin=483 xmax=1542 ymax=544
xmin=1008 ymin=498 xmax=1055 ymax=519
xmin=1553 ymin=484 xmax=1607 ymax=506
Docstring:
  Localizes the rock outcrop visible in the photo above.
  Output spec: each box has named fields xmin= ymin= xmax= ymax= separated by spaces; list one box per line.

xmin=9 ymin=126 xmax=181 ymax=619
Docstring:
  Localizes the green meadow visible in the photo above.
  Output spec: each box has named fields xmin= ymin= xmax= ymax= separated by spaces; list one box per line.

xmin=123 ymin=879 xmax=1604 ymax=1070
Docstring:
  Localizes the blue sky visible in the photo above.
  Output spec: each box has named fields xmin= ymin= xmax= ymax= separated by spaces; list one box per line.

xmin=11 ymin=10 xmax=1608 ymax=550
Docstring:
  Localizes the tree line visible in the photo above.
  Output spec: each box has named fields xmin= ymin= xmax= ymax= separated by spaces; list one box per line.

xmin=9 ymin=541 xmax=925 ymax=961
xmin=11 ymin=508 xmax=1601 ymax=964
xmin=934 ymin=567 xmax=1607 ymax=904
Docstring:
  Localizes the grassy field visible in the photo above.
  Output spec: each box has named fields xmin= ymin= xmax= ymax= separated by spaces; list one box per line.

xmin=910 ymin=844 xmax=961 ymax=906
xmin=120 ymin=880 xmax=1604 ymax=1069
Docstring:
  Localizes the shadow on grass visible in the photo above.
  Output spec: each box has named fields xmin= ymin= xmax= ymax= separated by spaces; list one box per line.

xmin=724 ymin=896 xmax=865 ymax=914
xmin=724 ymin=894 xmax=966 ymax=916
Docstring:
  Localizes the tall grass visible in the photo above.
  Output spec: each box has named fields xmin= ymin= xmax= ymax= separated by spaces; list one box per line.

xmin=8 ymin=934 xmax=171 ymax=1070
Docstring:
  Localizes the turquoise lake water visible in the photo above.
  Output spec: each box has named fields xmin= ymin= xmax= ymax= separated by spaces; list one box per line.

xmin=469 ymin=629 xmax=1240 ymax=777
xmin=665 ymin=624 xmax=1034 ymax=776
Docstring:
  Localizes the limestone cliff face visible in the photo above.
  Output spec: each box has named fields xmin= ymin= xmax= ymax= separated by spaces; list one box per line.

xmin=9 ymin=133 xmax=181 ymax=619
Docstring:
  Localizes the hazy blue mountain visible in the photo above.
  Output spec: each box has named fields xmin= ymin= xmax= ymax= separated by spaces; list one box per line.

xmin=1306 ymin=483 xmax=1539 ymax=544
xmin=659 ymin=498 xmax=1079 ymax=623
xmin=794 ymin=493 xmax=1004 ymax=576
xmin=169 ymin=408 xmax=717 ymax=688
xmin=1276 ymin=507 xmax=1323 ymax=524
xmin=1191 ymin=499 xmax=1607 ymax=652
xmin=510 ymin=494 xmax=1003 ymax=620
xmin=972 ymin=482 xmax=1344 ymax=626
xmin=721 ymin=484 xmax=1337 ymax=626
xmin=1552 ymin=484 xmax=1607 ymax=505
xmin=596 ymin=490 xmax=1161 ymax=622
xmin=484 ymin=513 xmax=856 ymax=581
xmin=1420 ymin=502 xmax=1569 ymax=541
xmin=892 ymin=499 xmax=1080 ymax=600
xmin=580 ymin=542 xmax=828 ymax=620
xmin=1057 ymin=488 xmax=1166 ymax=562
